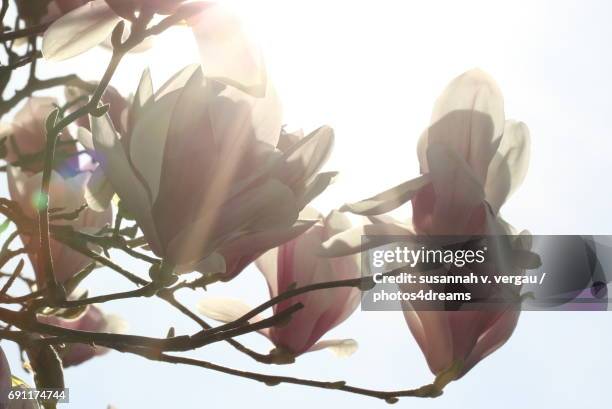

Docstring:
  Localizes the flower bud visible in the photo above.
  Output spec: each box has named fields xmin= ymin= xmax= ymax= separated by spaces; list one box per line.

xmin=7 ymin=167 xmax=112 ymax=287
xmin=257 ymin=210 xmax=360 ymax=356
xmin=198 ymin=209 xmax=360 ymax=360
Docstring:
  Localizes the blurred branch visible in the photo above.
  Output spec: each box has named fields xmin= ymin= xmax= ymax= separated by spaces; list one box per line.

xmin=0 ymin=0 xmax=8 ymax=26
xmin=0 ymin=259 xmax=24 ymax=297
xmin=0 ymin=50 xmax=42 ymax=72
xmin=0 ymin=270 xmax=35 ymax=287
xmin=0 ymin=22 xmax=52 ymax=43
xmin=0 ymin=74 xmax=96 ymax=117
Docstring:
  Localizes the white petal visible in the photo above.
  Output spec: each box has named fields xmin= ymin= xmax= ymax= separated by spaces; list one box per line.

xmin=225 ymin=142 xmax=282 ymax=200
xmin=416 ymin=128 xmax=429 ymax=173
xmin=183 ymin=252 xmax=227 ymax=275
xmin=154 ymin=64 xmax=200 ymax=101
xmin=429 ymin=69 xmax=505 ymax=183
xmin=427 ymin=142 xmax=485 ymax=232
xmin=129 ymin=82 xmax=185 ymax=203
xmin=280 ymin=126 xmax=334 ymax=187
xmin=90 ymin=113 xmax=161 ymax=250
xmin=255 ymin=247 xmax=279 ymax=296
xmin=341 ymin=174 xmax=430 ymax=216
xmin=320 ymin=222 xmax=417 ymax=257
xmin=251 ymin=82 xmax=282 ymax=146
xmin=484 ymin=120 xmax=531 ymax=213
xmin=135 ymin=68 xmax=153 ymax=105
xmin=197 ymin=297 xmax=269 ymax=337
xmin=308 ymin=339 xmax=358 ymax=357
xmin=166 ymin=179 xmax=298 ymax=267
xmin=129 ymin=68 xmax=154 ymax=129
xmin=0 ymin=123 xmax=11 ymax=139
xmin=299 ymin=206 xmax=323 ymax=221
xmin=85 ymin=166 xmax=115 ymax=212
xmin=42 ymin=0 xmax=121 ymax=61
xmin=198 ymin=297 xmax=254 ymax=322
xmin=7 ymin=165 xmax=28 ymax=200
xmin=77 ymin=126 xmax=94 ymax=151
xmin=210 ymin=78 xmax=282 ymax=148
xmin=221 ymin=179 xmax=298 ymax=235
xmin=103 ymin=314 xmax=129 ymax=334
xmin=223 ymin=220 xmax=317 ymax=258
xmin=323 ymin=210 xmax=352 ymax=236
xmin=190 ymin=4 xmax=266 ymax=96
xmin=297 ymin=171 xmax=338 ymax=208
xmin=367 ymin=214 xmax=400 ymax=225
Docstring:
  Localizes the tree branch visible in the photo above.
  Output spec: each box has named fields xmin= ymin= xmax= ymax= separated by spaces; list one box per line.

xmin=130 ymin=349 xmax=442 ymax=403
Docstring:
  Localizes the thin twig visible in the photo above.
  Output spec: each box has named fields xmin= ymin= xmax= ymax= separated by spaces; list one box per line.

xmin=130 ymin=349 xmax=441 ymax=403
xmin=0 ymin=259 xmax=25 ymax=297
xmin=0 ymin=75 xmax=96 ymax=117
xmin=0 ymin=22 xmax=52 ymax=42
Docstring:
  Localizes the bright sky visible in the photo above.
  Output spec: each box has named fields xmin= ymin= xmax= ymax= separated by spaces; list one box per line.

xmin=2 ymin=1 xmax=612 ymax=408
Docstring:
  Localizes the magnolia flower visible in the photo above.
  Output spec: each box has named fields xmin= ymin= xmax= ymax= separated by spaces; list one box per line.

xmin=7 ymin=166 xmax=112 ymax=288
xmin=1 ymin=97 xmax=78 ymax=176
xmin=88 ymin=65 xmax=335 ymax=276
xmin=38 ymin=305 xmax=126 ymax=367
xmin=1 ymin=347 xmax=40 ymax=409
xmin=199 ymin=209 xmax=360 ymax=362
xmin=42 ymin=1 xmax=265 ymax=96
xmin=216 ymin=128 xmax=337 ymax=281
xmin=2 ymin=96 xmax=112 ymax=289
xmin=322 ymin=69 xmax=530 ymax=379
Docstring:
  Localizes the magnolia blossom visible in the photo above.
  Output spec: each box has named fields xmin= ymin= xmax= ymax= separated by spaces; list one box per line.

xmin=1 ymin=97 xmax=78 ymax=176
xmin=2 ymin=96 xmax=112 ymax=288
xmin=88 ymin=65 xmax=335 ymax=276
xmin=42 ymin=1 xmax=265 ymax=96
xmin=38 ymin=305 xmax=126 ymax=367
xmin=322 ymin=69 xmax=530 ymax=378
xmin=8 ymin=167 xmax=112 ymax=287
xmin=216 ymin=128 xmax=337 ymax=281
xmin=1 ymin=96 xmax=112 ymax=288
xmin=199 ymin=209 xmax=360 ymax=362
